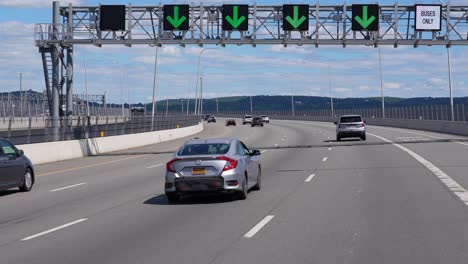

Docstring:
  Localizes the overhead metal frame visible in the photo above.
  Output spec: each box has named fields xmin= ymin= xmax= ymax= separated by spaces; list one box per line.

xmin=35 ymin=4 xmax=468 ymax=47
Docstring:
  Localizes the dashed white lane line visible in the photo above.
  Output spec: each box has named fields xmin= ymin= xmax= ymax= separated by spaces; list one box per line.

xmin=274 ymin=144 xmax=279 ymax=146
xmin=50 ymin=183 xmax=86 ymax=192
xmin=244 ymin=215 xmax=275 ymax=238
xmin=305 ymin=174 xmax=316 ymax=182
xmin=281 ymin=138 xmax=285 ymax=141
xmin=322 ymin=157 xmax=328 ymax=162
xmin=21 ymin=219 xmax=88 ymax=241
xmin=368 ymin=132 xmax=468 ymax=206
xmin=328 ymin=147 xmax=332 ymax=150
xmin=146 ymin=164 xmax=163 ymax=169
xmin=261 ymin=150 xmax=268 ymax=153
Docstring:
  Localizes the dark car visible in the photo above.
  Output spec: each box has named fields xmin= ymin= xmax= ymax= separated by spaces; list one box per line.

xmin=0 ymin=139 xmax=34 ymax=192
xmin=226 ymin=119 xmax=236 ymax=126
xmin=207 ymin=116 xmax=216 ymax=123
xmin=202 ymin=114 xmax=212 ymax=121
xmin=251 ymin=116 xmax=264 ymax=127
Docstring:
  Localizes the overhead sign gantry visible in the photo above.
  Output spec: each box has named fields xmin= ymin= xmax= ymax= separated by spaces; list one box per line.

xmin=34 ymin=2 xmax=468 ymax=133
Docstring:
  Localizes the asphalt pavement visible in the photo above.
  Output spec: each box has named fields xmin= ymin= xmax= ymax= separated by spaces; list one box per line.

xmin=1 ymin=118 xmax=468 ymax=264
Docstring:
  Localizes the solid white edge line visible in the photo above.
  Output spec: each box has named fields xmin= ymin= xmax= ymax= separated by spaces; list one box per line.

xmin=368 ymin=132 xmax=468 ymax=206
xmin=21 ymin=219 xmax=88 ymax=241
xmin=146 ymin=164 xmax=163 ymax=169
xmin=50 ymin=183 xmax=86 ymax=192
xmin=305 ymin=174 xmax=316 ymax=182
xmin=322 ymin=157 xmax=328 ymax=162
xmin=244 ymin=215 xmax=275 ymax=238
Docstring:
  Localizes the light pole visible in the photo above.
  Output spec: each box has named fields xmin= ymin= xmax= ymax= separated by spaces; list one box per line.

xmin=328 ymin=65 xmax=334 ymax=118
xmin=378 ymin=47 xmax=385 ymax=118
xmin=152 ymin=46 xmax=159 ymax=130
xmin=447 ymin=47 xmax=454 ymax=121
xmin=19 ymin=72 xmax=23 ymax=117
xmin=194 ymin=48 xmax=218 ymax=115
xmin=250 ymin=95 xmax=253 ymax=115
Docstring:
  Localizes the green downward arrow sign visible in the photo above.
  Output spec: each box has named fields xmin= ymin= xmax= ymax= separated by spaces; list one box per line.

xmin=225 ymin=6 xmax=246 ymax=29
xmin=285 ymin=6 xmax=306 ymax=29
xmin=166 ymin=6 xmax=187 ymax=29
xmin=354 ymin=6 xmax=376 ymax=29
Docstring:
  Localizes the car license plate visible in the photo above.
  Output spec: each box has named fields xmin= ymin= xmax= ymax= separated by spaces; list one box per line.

xmin=192 ymin=167 xmax=206 ymax=175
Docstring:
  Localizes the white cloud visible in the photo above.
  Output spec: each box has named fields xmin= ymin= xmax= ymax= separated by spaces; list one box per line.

xmin=0 ymin=0 xmax=85 ymax=8
xmin=384 ymin=82 xmax=402 ymax=89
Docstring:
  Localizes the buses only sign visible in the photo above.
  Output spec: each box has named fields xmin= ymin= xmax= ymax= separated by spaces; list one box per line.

xmin=415 ymin=5 xmax=442 ymax=31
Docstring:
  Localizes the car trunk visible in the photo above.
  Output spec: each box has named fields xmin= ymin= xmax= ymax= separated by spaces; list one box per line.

xmin=173 ymin=156 xmax=227 ymax=177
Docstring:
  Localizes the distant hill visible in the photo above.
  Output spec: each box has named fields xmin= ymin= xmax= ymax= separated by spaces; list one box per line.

xmin=144 ymin=95 xmax=468 ymax=113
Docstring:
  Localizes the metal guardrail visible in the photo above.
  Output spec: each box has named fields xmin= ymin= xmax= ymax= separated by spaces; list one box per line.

xmin=1 ymin=115 xmax=201 ymax=145
xmin=214 ymin=104 xmax=468 ymax=122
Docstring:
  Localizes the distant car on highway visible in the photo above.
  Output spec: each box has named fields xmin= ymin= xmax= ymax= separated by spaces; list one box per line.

xmin=207 ymin=116 xmax=216 ymax=123
xmin=0 ymin=139 xmax=34 ymax=192
xmin=242 ymin=115 xmax=253 ymax=125
xmin=261 ymin=115 xmax=270 ymax=123
xmin=165 ymin=138 xmax=262 ymax=202
xmin=334 ymin=115 xmax=366 ymax=141
xmin=226 ymin=119 xmax=236 ymax=126
xmin=251 ymin=116 xmax=264 ymax=127
xmin=202 ymin=114 xmax=212 ymax=121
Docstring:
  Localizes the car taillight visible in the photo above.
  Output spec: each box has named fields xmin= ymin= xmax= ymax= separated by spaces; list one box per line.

xmin=361 ymin=123 xmax=366 ymax=127
xmin=216 ymin=156 xmax=238 ymax=171
xmin=166 ymin=158 xmax=181 ymax=173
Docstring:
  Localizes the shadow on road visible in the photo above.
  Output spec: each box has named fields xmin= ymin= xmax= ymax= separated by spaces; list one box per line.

xmin=144 ymin=193 xmax=237 ymax=205
xmin=0 ymin=190 xmax=19 ymax=197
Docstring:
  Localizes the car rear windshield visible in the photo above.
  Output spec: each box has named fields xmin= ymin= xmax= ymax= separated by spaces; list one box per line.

xmin=340 ymin=116 xmax=362 ymax=123
xmin=178 ymin=143 xmax=230 ymax=156
xmin=244 ymin=115 xmax=252 ymax=118
xmin=261 ymin=115 xmax=268 ymax=117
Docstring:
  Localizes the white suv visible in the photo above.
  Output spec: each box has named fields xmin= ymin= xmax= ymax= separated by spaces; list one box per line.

xmin=242 ymin=115 xmax=253 ymax=125
xmin=334 ymin=115 xmax=366 ymax=141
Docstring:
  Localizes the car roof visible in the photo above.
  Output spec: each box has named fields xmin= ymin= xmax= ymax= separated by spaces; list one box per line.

xmin=340 ymin=115 xmax=362 ymax=117
xmin=184 ymin=138 xmax=236 ymax=145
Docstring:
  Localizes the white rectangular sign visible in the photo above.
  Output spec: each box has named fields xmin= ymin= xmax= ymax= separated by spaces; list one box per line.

xmin=415 ymin=5 xmax=442 ymax=31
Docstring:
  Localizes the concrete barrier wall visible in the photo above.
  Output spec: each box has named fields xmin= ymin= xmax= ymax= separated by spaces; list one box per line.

xmin=17 ymin=122 xmax=203 ymax=165
xmin=269 ymin=115 xmax=468 ymax=137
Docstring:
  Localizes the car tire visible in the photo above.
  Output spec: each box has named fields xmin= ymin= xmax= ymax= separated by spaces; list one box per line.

xmin=261 ymin=124 xmax=264 ymax=127
xmin=166 ymin=192 xmax=180 ymax=203
xmin=336 ymin=135 xmax=341 ymax=142
xmin=237 ymin=175 xmax=248 ymax=200
xmin=252 ymin=166 xmax=261 ymax=191
xmin=361 ymin=134 xmax=367 ymax=141
xmin=19 ymin=168 xmax=33 ymax=192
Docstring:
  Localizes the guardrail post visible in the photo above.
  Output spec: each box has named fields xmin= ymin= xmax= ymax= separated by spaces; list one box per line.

xmin=7 ymin=117 xmax=12 ymax=140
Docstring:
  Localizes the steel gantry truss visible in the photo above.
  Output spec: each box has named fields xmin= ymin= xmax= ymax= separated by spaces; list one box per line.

xmin=34 ymin=2 xmax=468 ymax=132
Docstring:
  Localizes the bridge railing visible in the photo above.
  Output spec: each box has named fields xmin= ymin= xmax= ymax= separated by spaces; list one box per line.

xmin=214 ymin=104 xmax=468 ymax=122
xmin=1 ymin=115 xmax=201 ymax=145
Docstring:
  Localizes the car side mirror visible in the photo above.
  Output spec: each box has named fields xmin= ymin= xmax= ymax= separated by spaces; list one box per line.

xmin=250 ymin=150 xmax=261 ymax=156
xmin=17 ymin=149 xmax=24 ymax=156
xmin=333 ymin=121 xmax=337 ymax=125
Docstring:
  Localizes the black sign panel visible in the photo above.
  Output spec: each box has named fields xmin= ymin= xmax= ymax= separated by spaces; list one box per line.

xmin=352 ymin=4 xmax=379 ymax=31
xmin=163 ymin=5 xmax=190 ymax=31
xmin=100 ymin=5 xmax=126 ymax=31
xmin=222 ymin=5 xmax=249 ymax=31
xmin=282 ymin=5 xmax=309 ymax=31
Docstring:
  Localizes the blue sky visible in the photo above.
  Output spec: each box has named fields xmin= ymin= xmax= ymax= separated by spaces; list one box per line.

xmin=0 ymin=0 xmax=467 ymax=104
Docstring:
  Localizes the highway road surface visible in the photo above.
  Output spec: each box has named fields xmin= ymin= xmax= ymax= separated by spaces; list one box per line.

xmin=1 ymin=118 xmax=468 ymax=264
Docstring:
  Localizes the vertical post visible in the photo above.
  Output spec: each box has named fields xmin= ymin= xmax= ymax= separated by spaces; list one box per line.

xmin=447 ymin=47 xmax=454 ymax=121
xmin=83 ymin=54 xmax=89 ymax=116
xmin=216 ymin=97 xmax=219 ymax=114
xmin=19 ymin=72 xmax=23 ymax=117
xmin=250 ymin=96 xmax=253 ymax=116
xmin=291 ymin=95 xmax=295 ymax=116
xmin=151 ymin=46 xmax=159 ymax=130
xmin=66 ymin=47 xmax=73 ymax=117
xmin=200 ymin=76 xmax=203 ymax=115
xmin=328 ymin=65 xmax=334 ymax=117
xmin=51 ymin=1 xmax=60 ymax=140
xmin=165 ymin=98 xmax=169 ymax=117
xmin=379 ymin=47 xmax=385 ymax=118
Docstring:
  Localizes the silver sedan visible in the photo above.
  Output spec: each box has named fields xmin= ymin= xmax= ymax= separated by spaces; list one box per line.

xmin=165 ymin=138 xmax=262 ymax=202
